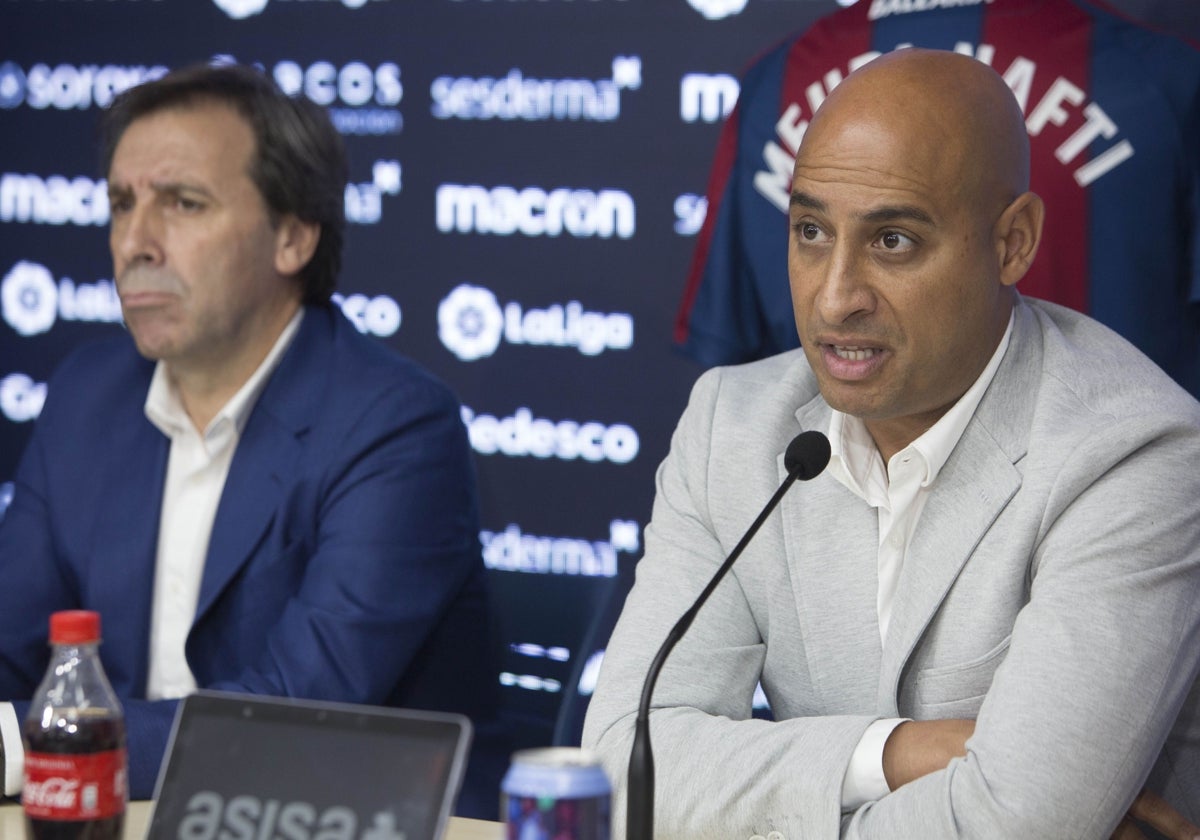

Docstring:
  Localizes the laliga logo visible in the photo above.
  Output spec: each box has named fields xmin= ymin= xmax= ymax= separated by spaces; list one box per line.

xmin=0 ymin=63 xmax=26 ymax=110
xmin=2 ymin=261 xmax=57 ymax=337
xmin=438 ymin=284 xmax=503 ymax=362
xmin=686 ymin=0 xmax=747 ymax=20
xmin=438 ymin=283 xmax=633 ymax=361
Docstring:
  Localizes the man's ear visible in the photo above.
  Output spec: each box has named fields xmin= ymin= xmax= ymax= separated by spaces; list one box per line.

xmin=273 ymin=216 xmax=321 ymax=278
xmin=994 ymin=191 xmax=1045 ymax=288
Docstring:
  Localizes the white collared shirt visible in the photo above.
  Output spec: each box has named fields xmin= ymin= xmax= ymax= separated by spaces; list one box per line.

xmin=835 ymin=311 xmax=1014 ymax=810
xmin=143 ymin=308 xmax=303 ymax=699
xmin=0 ymin=309 xmax=303 ymax=796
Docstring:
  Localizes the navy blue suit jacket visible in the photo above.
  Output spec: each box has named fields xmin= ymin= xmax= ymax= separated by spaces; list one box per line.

xmin=0 ymin=305 xmax=500 ymax=809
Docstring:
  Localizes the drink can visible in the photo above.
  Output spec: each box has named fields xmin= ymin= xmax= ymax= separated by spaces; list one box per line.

xmin=502 ymin=747 xmax=610 ymax=840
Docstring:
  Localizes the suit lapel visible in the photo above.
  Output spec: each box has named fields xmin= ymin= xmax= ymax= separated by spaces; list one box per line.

xmin=193 ymin=307 xmax=328 ymax=623
xmin=878 ymin=299 xmax=1042 ymax=709
xmin=877 ymin=431 xmax=1021 ymax=710
xmin=89 ymin=386 xmax=167 ymax=693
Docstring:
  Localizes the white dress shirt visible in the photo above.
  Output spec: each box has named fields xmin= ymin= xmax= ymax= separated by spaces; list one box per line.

xmin=142 ymin=309 xmax=303 ymax=699
xmin=831 ymin=312 xmax=1014 ymax=810
xmin=1 ymin=309 xmax=303 ymax=796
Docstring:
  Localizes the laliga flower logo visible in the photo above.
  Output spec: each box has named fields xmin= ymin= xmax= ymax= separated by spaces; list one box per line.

xmin=438 ymin=284 xmax=503 ymax=362
xmin=686 ymin=0 xmax=748 ymax=20
xmin=2 ymin=261 xmax=58 ymax=337
xmin=211 ymin=0 xmax=269 ymax=20
xmin=0 ymin=62 xmax=27 ymax=110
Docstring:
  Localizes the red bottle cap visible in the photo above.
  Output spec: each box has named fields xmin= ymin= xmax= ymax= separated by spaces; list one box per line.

xmin=49 ymin=610 xmax=101 ymax=645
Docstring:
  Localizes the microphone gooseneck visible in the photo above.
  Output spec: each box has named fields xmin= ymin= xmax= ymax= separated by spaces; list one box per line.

xmin=626 ymin=430 xmax=831 ymax=840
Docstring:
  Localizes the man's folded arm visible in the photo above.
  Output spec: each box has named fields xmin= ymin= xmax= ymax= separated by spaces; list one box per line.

xmin=842 ymin=417 xmax=1200 ymax=838
xmin=203 ymin=382 xmax=480 ymax=704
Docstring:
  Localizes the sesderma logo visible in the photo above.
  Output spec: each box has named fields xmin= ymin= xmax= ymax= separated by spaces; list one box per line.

xmin=1 ymin=261 xmax=123 ymax=337
xmin=438 ymin=283 xmax=633 ymax=361
xmin=481 ymin=519 xmax=641 ymax=578
xmin=436 ymin=184 xmax=635 ymax=239
xmin=431 ymin=56 xmax=641 ymax=122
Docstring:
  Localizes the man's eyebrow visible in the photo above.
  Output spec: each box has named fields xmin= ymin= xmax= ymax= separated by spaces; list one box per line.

xmin=861 ymin=205 xmax=935 ymax=226
xmin=790 ymin=191 xmax=935 ymax=227
xmin=106 ymin=181 xmax=212 ymax=199
xmin=790 ymin=191 xmax=826 ymax=212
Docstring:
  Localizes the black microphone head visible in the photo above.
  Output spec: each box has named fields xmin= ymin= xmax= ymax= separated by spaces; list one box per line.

xmin=784 ymin=430 xmax=831 ymax=480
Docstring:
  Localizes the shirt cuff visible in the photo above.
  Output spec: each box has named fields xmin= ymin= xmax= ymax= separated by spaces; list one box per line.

xmin=0 ymin=702 xmax=23 ymax=796
xmin=841 ymin=717 xmax=908 ymax=812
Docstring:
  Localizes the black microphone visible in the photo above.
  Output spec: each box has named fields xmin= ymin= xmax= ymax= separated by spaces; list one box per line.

xmin=625 ymin=430 xmax=831 ymax=840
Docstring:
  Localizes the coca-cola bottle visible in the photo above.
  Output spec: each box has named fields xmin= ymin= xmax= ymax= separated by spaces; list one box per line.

xmin=22 ymin=610 xmax=127 ymax=840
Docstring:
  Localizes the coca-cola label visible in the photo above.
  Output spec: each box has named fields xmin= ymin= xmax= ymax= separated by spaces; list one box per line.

xmin=23 ymin=749 xmax=127 ymax=820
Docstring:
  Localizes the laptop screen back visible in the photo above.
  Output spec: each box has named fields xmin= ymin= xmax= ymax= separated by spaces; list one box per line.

xmin=146 ymin=691 xmax=472 ymax=840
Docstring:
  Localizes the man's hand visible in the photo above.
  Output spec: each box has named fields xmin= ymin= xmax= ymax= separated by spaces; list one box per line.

xmin=1111 ymin=789 xmax=1200 ymax=840
xmin=882 ymin=718 xmax=975 ymax=791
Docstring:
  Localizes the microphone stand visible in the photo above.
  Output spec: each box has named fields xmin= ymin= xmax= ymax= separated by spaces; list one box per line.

xmin=626 ymin=431 xmax=830 ymax=840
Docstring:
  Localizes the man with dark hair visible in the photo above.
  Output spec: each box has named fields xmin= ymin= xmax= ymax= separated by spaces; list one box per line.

xmin=0 ymin=63 xmax=500 ymax=814
xmin=97 ymin=63 xmax=346 ymax=307
xmin=585 ymin=49 xmax=1200 ymax=839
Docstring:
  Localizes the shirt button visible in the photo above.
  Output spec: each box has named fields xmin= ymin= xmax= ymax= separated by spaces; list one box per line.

xmin=767 ymin=832 xmax=786 ymax=840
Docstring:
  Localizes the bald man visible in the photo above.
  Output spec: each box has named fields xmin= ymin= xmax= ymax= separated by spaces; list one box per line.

xmin=583 ymin=50 xmax=1200 ymax=839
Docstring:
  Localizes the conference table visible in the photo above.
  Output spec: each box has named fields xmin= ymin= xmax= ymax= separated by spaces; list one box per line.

xmin=0 ymin=800 xmax=504 ymax=839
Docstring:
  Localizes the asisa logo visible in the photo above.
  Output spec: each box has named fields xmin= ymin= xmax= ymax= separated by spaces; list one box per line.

xmin=1 ymin=262 xmax=122 ymax=337
xmin=437 ymin=283 xmax=633 ymax=361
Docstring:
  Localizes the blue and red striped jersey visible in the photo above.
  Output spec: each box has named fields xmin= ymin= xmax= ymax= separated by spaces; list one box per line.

xmin=676 ymin=0 xmax=1200 ymax=395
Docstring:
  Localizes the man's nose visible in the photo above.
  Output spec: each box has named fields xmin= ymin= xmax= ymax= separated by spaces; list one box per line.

xmin=814 ymin=244 xmax=875 ymax=324
xmin=111 ymin=204 xmax=164 ymax=269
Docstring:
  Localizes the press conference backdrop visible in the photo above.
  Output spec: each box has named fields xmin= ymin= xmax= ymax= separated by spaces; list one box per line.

xmin=1 ymin=0 xmax=1196 ymax=749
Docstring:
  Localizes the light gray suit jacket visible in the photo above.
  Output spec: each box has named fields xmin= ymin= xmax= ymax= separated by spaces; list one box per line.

xmin=583 ymin=298 xmax=1200 ymax=839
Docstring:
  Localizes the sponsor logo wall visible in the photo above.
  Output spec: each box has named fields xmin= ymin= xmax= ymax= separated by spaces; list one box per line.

xmin=6 ymin=0 xmax=1187 ymax=749
xmin=1 ymin=0 xmax=846 ymax=749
